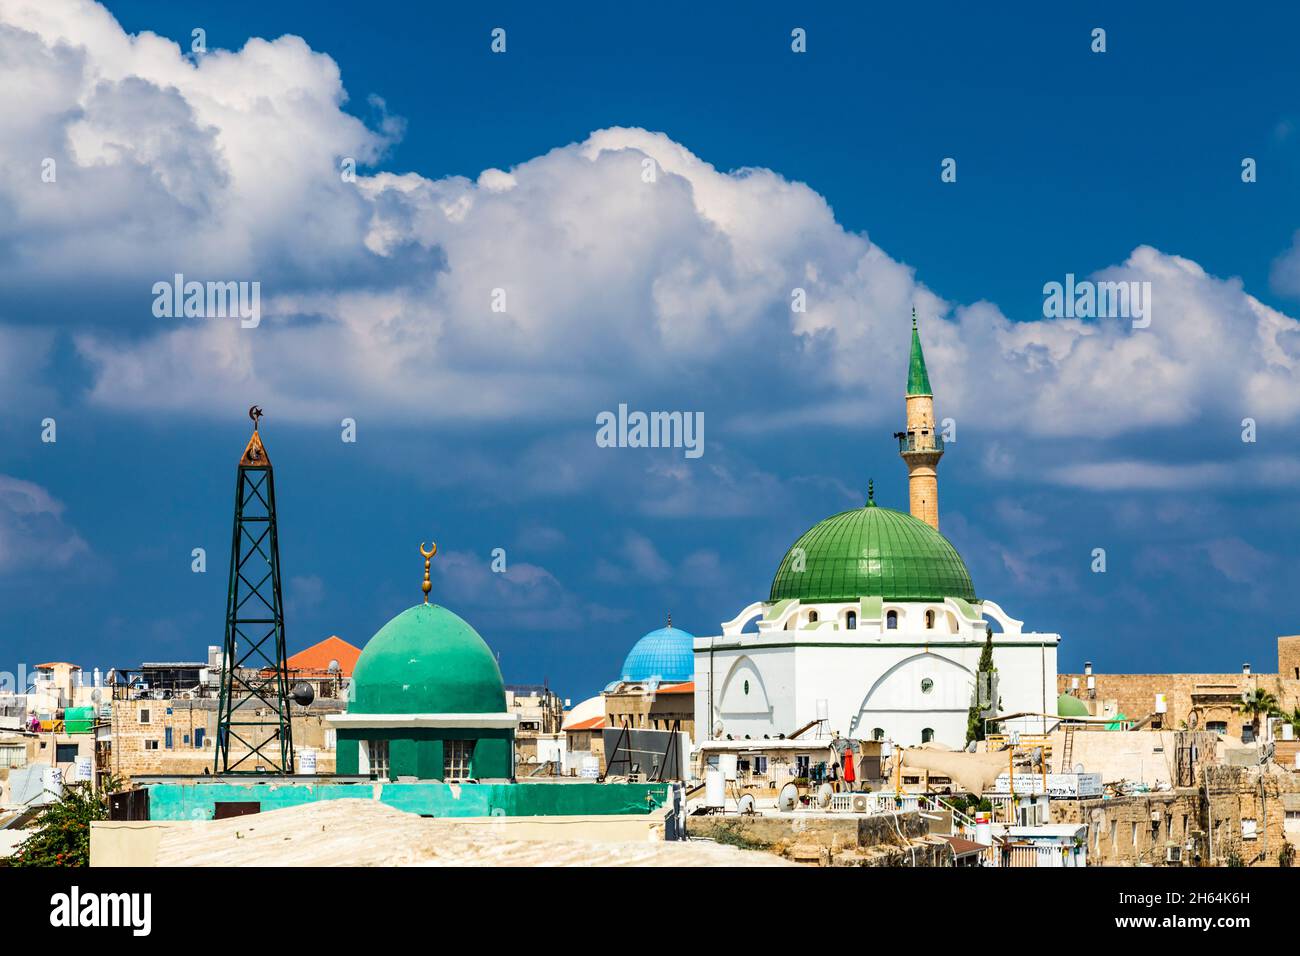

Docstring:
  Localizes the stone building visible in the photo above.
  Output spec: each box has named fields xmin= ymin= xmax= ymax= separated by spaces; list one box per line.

xmin=1057 ymin=636 xmax=1300 ymax=741
xmin=107 ymin=698 xmax=341 ymax=780
xmin=1052 ymin=764 xmax=1300 ymax=867
xmin=603 ymin=619 xmax=697 ymax=739
xmin=0 ymin=730 xmax=96 ymax=806
xmin=507 ymin=685 xmax=565 ymax=767
xmin=605 ymin=682 xmax=695 ymax=736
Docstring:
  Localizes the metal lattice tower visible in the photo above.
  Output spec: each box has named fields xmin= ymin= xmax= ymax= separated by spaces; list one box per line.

xmin=215 ymin=406 xmax=295 ymax=773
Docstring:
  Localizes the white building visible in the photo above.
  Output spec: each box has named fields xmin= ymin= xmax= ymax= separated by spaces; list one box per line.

xmin=693 ymin=314 xmax=1059 ymax=750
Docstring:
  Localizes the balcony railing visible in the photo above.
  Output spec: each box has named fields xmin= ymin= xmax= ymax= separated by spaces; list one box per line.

xmin=897 ymin=432 xmax=945 ymax=454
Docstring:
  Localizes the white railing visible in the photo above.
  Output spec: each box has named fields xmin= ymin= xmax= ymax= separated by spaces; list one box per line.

xmin=828 ymin=792 xmax=921 ymax=815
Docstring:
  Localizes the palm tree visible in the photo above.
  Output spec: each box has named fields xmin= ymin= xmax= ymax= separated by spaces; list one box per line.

xmin=1281 ymin=706 xmax=1300 ymax=740
xmin=1238 ymin=688 xmax=1280 ymax=742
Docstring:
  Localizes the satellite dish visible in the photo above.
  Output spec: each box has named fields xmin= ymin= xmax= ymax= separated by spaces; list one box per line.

xmin=778 ymin=783 xmax=799 ymax=812
xmin=738 ymin=794 xmax=756 ymax=814
xmin=1073 ymin=762 xmax=1085 ymax=775
xmin=327 ymin=659 xmax=340 ymax=674
xmin=817 ymin=783 xmax=833 ymax=808
xmin=713 ymin=721 xmax=725 ymax=738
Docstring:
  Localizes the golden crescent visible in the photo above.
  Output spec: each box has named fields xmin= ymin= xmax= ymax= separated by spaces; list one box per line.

xmin=420 ymin=542 xmax=437 ymax=559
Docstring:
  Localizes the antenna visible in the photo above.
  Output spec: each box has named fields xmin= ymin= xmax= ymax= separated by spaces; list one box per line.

xmin=215 ymin=408 xmax=294 ymax=774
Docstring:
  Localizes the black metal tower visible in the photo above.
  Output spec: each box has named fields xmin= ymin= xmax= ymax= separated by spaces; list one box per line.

xmin=214 ymin=406 xmax=294 ymax=773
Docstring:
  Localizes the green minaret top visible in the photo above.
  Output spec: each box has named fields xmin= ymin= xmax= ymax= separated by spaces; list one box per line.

xmin=907 ymin=307 xmax=932 ymax=396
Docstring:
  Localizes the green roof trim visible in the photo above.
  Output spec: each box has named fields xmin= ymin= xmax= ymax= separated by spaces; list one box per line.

xmin=950 ymin=597 xmax=982 ymax=622
xmin=769 ymin=504 xmax=976 ymax=604
xmin=764 ymin=599 xmax=795 ymax=621
xmin=907 ymin=310 xmax=932 ymax=396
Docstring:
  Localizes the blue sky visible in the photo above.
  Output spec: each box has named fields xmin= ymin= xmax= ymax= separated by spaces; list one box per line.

xmin=3 ymin=0 xmax=1300 ymax=699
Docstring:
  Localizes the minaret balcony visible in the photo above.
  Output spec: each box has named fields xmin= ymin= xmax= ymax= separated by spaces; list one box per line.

xmin=897 ymin=432 xmax=945 ymax=455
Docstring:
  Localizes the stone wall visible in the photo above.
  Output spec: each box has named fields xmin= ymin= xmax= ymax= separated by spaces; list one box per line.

xmin=1056 ymin=672 xmax=1299 ymax=738
xmin=1051 ymin=765 xmax=1300 ymax=867
xmin=1278 ymin=636 xmax=1300 ymax=682
xmin=688 ymin=810 xmax=951 ymax=866
xmin=108 ymin=699 xmax=339 ymax=780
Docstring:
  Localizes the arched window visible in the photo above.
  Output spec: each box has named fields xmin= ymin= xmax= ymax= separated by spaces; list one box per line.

xmin=925 ymin=609 xmax=936 ymax=629
xmin=872 ymin=727 xmax=885 ymax=741
xmin=886 ymin=610 xmax=898 ymax=630
xmin=921 ymin=728 xmax=935 ymax=744
xmin=845 ymin=611 xmax=857 ymax=630
xmin=807 ymin=610 xmax=818 ymax=623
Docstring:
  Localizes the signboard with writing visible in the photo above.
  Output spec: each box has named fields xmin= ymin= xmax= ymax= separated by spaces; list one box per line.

xmin=990 ymin=772 xmax=1102 ymax=798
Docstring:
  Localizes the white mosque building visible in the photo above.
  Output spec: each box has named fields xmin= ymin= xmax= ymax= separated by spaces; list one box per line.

xmin=692 ymin=314 xmax=1060 ymax=749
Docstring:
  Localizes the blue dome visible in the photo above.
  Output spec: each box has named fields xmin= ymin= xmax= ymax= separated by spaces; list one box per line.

xmin=620 ymin=625 xmax=695 ymax=683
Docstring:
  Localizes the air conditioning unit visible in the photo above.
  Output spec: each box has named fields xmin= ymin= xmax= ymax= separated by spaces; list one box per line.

xmin=1165 ymin=845 xmax=1183 ymax=863
xmin=851 ymin=794 xmax=869 ymax=813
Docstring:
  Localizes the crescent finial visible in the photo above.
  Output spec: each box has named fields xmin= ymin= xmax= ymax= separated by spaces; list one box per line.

xmin=419 ymin=541 xmax=437 ymax=603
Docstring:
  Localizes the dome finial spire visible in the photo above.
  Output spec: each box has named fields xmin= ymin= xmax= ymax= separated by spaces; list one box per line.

xmin=867 ymin=478 xmax=875 ymax=506
xmin=912 ymin=306 xmax=917 ymax=331
xmin=419 ymin=541 xmax=437 ymax=604
xmin=667 ymin=610 xmax=672 ymax=629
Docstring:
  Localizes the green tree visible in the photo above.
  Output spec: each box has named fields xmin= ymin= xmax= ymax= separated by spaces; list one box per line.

xmin=966 ymin=626 xmax=998 ymax=746
xmin=1280 ymin=706 xmax=1300 ymax=739
xmin=12 ymin=779 xmax=116 ymax=868
xmin=1237 ymin=688 xmax=1280 ymax=740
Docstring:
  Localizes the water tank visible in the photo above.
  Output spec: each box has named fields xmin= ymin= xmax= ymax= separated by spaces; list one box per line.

xmin=705 ymin=768 xmax=726 ymax=809
xmin=42 ymin=765 xmax=64 ymax=801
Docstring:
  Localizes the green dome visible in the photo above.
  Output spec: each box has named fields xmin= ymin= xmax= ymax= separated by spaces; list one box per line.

xmin=769 ymin=503 xmax=976 ymax=603
xmin=350 ymin=604 xmax=506 ymax=714
xmin=1057 ymin=693 xmax=1090 ymax=718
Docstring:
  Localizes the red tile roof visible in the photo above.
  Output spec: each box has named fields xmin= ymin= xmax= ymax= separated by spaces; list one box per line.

xmin=940 ymin=835 xmax=988 ymax=857
xmin=565 ymin=716 xmax=607 ymax=732
xmin=285 ymin=636 xmax=363 ymax=678
xmin=657 ymin=681 xmax=695 ymax=695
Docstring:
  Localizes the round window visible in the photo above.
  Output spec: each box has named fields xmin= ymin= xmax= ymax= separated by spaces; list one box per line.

xmin=920 ymin=678 xmax=934 ymax=694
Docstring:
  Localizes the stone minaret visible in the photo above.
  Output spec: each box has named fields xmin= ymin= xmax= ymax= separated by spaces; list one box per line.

xmin=897 ymin=309 xmax=943 ymax=530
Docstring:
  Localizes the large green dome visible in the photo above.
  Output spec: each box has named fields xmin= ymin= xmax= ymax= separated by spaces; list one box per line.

xmin=350 ymin=603 xmax=506 ymax=714
xmin=769 ymin=502 xmax=976 ymax=603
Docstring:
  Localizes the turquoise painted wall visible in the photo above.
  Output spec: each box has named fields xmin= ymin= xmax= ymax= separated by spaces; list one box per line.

xmin=335 ymin=728 xmax=513 ymax=780
xmin=145 ymin=780 xmax=669 ymax=821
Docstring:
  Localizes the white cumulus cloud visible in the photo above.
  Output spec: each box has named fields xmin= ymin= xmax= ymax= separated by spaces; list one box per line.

xmin=4 ymin=0 xmax=1300 ymax=473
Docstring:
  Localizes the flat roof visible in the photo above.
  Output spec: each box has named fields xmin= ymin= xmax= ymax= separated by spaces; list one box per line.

xmin=140 ymin=662 xmax=207 ymax=668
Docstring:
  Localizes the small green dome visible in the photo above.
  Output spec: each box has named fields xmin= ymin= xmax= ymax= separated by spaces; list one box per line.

xmin=769 ymin=503 xmax=976 ymax=603
xmin=1057 ymin=693 xmax=1090 ymax=718
xmin=350 ymin=604 xmax=506 ymax=714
